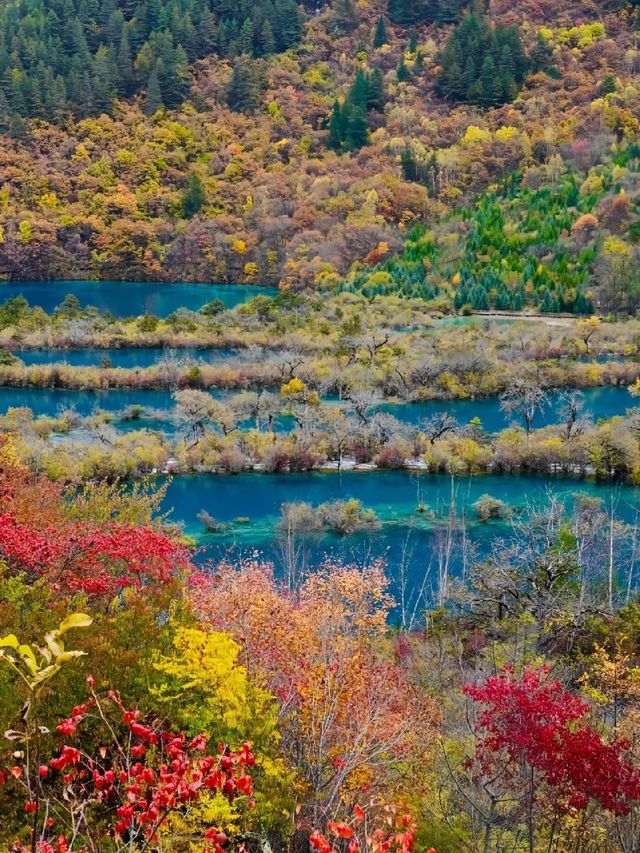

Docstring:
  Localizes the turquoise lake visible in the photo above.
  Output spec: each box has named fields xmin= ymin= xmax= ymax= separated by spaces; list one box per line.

xmin=162 ymin=471 xmax=640 ymax=586
xmin=0 ymin=281 xmax=276 ymax=316
xmin=0 ymin=386 xmax=177 ymax=416
xmin=12 ymin=347 xmax=236 ymax=368
xmin=0 ymin=384 xmax=635 ymax=430
xmin=378 ymin=386 xmax=636 ymax=433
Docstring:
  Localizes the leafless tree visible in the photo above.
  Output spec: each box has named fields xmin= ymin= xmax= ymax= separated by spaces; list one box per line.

xmin=419 ymin=412 xmax=459 ymax=445
xmin=500 ymin=378 xmax=548 ymax=435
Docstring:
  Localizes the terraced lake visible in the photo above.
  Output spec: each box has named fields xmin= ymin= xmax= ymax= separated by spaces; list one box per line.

xmin=0 ymin=280 xmax=276 ymax=316
xmin=13 ymin=347 xmax=236 ymax=368
xmin=162 ymin=471 xmax=640 ymax=586
xmin=0 ymin=386 xmax=177 ymax=416
xmin=0 ymin=384 xmax=635 ymax=431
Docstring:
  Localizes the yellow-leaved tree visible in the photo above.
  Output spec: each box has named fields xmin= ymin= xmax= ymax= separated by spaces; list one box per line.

xmin=153 ymin=627 xmax=296 ymax=837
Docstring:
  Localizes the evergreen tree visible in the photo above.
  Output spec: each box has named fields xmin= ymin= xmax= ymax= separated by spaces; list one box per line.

xmin=600 ymin=73 xmax=617 ymax=95
xmin=344 ymin=103 xmax=368 ymax=150
xmin=373 ymin=15 xmax=387 ymax=48
xmin=182 ymin=171 xmax=206 ymax=218
xmin=333 ymin=0 xmax=358 ymax=33
xmin=437 ymin=10 xmax=527 ymax=106
xmin=396 ymin=54 xmax=409 ymax=82
xmin=328 ymin=74 xmax=371 ymax=153
xmin=389 ymin=0 xmax=466 ymax=25
xmin=10 ymin=112 xmax=25 ymax=140
xmin=349 ymin=68 xmax=369 ymax=111
xmin=226 ymin=55 xmax=265 ymax=113
xmin=92 ymin=44 xmax=117 ymax=113
xmin=144 ymin=64 xmax=163 ymax=114
xmin=0 ymin=89 xmax=11 ymax=131
xmin=238 ymin=18 xmax=255 ymax=55
xmin=400 ymin=146 xmax=419 ymax=182
xmin=116 ymin=30 xmax=134 ymax=95
xmin=272 ymin=0 xmax=303 ymax=49
xmin=260 ymin=20 xmax=275 ymax=54
xmin=530 ymin=32 xmax=553 ymax=73
xmin=198 ymin=11 xmax=218 ymax=54
xmin=0 ymin=0 xmax=306 ymax=121
xmin=367 ymin=67 xmax=385 ymax=111
xmin=479 ymin=54 xmax=496 ymax=106
xmin=388 ymin=0 xmax=418 ymax=25
xmin=328 ymin=99 xmax=345 ymax=150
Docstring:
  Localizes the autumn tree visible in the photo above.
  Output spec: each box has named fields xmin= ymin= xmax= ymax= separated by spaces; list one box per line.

xmin=461 ymin=666 xmax=640 ymax=851
xmin=191 ymin=561 xmax=441 ymax=829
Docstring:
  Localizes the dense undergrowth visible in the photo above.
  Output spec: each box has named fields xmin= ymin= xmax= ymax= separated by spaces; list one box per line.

xmin=2 ymin=432 xmax=640 ymax=851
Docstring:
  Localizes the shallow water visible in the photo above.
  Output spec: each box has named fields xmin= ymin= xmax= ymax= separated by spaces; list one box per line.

xmin=13 ymin=347 xmax=235 ymax=368
xmin=0 ymin=386 xmax=177 ymax=416
xmin=0 ymin=384 xmax=635 ymax=429
xmin=378 ymin=386 xmax=636 ymax=432
xmin=0 ymin=280 xmax=276 ymax=316
xmin=162 ymin=470 xmax=640 ymax=590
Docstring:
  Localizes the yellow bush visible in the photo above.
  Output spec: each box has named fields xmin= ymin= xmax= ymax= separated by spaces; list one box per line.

xmin=461 ymin=125 xmax=492 ymax=147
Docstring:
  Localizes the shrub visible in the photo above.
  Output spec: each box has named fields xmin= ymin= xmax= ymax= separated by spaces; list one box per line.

xmin=474 ymin=493 xmax=510 ymax=521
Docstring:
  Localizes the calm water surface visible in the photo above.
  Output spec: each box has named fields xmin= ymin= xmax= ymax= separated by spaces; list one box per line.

xmin=162 ymin=471 xmax=640 ymax=589
xmin=0 ymin=386 xmax=177 ymax=416
xmin=14 ymin=347 xmax=235 ymax=368
xmin=0 ymin=281 xmax=276 ymax=316
xmin=0 ymin=384 xmax=635 ymax=427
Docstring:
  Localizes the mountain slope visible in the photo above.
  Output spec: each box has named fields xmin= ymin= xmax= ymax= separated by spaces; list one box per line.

xmin=0 ymin=0 xmax=637 ymax=315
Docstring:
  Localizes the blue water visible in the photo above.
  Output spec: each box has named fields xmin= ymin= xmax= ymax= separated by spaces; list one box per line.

xmin=0 ymin=384 xmax=635 ymax=428
xmin=161 ymin=471 xmax=640 ymax=593
xmin=379 ymin=386 xmax=635 ymax=432
xmin=0 ymin=281 xmax=276 ymax=316
xmin=0 ymin=386 xmax=176 ymax=416
xmin=13 ymin=347 xmax=235 ymax=368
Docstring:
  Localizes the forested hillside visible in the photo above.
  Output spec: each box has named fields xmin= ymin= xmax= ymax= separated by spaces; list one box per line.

xmin=0 ymin=0 xmax=638 ymax=313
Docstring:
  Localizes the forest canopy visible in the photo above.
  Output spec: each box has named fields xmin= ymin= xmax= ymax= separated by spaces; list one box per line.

xmin=0 ymin=0 xmax=303 ymax=121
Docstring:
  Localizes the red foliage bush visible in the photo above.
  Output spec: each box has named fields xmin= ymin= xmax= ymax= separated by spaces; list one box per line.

xmin=465 ymin=666 xmax=640 ymax=815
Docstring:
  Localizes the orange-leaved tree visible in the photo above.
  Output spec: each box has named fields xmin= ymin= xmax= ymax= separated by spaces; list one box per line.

xmin=190 ymin=560 xmax=441 ymax=831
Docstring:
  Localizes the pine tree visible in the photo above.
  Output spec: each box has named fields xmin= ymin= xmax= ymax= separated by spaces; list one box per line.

xmin=409 ymin=31 xmax=418 ymax=53
xmin=0 ymin=89 xmax=11 ymax=132
xmin=116 ymin=30 xmax=134 ymax=96
xmin=479 ymin=54 xmax=496 ymax=105
xmin=144 ymin=65 xmax=163 ymax=115
xmin=396 ymin=55 xmax=409 ymax=82
xmin=328 ymin=99 xmax=344 ymax=149
xmin=226 ymin=56 xmax=265 ymax=113
xmin=10 ymin=113 xmax=26 ymax=140
xmin=238 ymin=18 xmax=255 ymax=55
xmin=92 ymin=44 xmax=117 ymax=113
xmin=198 ymin=11 xmax=218 ymax=54
xmin=600 ymin=73 xmax=617 ymax=95
xmin=367 ymin=67 xmax=384 ymax=111
xmin=373 ymin=15 xmax=387 ymax=48
xmin=400 ymin=146 xmax=419 ymax=181
xmin=333 ymin=0 xmax=359 ymax=33
xmin=462 ymin=55 xmax=476 ymax=98
xmin=142 ymin=0 xmax=161 ymax=37
xmin=260 ymin=20 xmax=276 ymax=55
xmin=530 ymin=32 xmax=553 ymax=73
xmin=182 ymin=171 xmax=206 ymax=218
xmin=435 ymin=0 xmax=467 ymax=23
xmin=272 ymin=0 xmax=303 ymax=49
xmin=388 ymin=0 xmax=418 ymax=25
xmin=344 ymin=103 xmax=368 ymax=150
xmin=437 ymin=10 xmax=526 ymax=106
xmin=349 ymin=68 xmax=369 ymax=110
